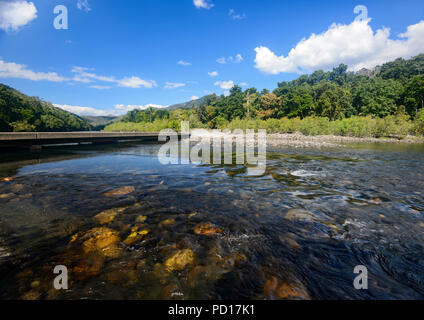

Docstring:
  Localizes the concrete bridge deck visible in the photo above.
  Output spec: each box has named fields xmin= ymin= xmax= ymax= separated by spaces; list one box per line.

xmin=0 ymin=132 xmax=167 ymax=149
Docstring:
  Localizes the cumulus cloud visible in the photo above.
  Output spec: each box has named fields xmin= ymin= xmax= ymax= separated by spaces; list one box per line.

xmin=0 ymin=1 xmax=37 ymax=31
xmin=53 ymin=104 xmax=113 ymax=117
xmin=214 ymin=80 xmax=234 ymax=90
xmin=193 ymin=0 xmax=214 ymax=10
xmin=208 ymin=71 xmax=218 ymax=77
xmin=72 ymin=66 xmax=157 ymax=88
xmin=177 ymin=60 xmax=192 ymax=66
xmin=54 ymin=103 xmax=168 ymax=117
xmin=117 ymin=77 xmax=156 ymax=89
xmin=0 ymin=59 xmax=67 ymax=82
xmin=77 ymin=0 xmax=91 ymax=12
xmin=229 ymin=9 xmax=245 ymax=20
xmin=217 ymin=54 xmax=243 ymax=64
xmin=164 ymin=82 xmax=186 ymax=89
xmin=191 ymin=96 xmax=199 ymax=100
xmin=0 ymin=60 xmax=157 ymax=89
xmin=254 ymin=19 xmax=424 ymax=74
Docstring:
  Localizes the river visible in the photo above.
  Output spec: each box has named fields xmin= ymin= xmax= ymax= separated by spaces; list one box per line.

xmin=0 ymin=141 xmax=423 ymax=300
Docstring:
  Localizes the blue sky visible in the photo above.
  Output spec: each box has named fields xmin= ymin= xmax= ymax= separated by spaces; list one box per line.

xmin=0 ymin=0 xmax=423 ymax=116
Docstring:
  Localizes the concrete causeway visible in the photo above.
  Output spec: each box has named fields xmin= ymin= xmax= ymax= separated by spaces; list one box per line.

xmin=0 ymin=132 xmax=164 ymax=149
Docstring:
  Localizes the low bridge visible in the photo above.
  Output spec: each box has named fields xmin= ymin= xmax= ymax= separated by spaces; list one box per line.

xmin=0 ymin=132 xmax=170 ymax=149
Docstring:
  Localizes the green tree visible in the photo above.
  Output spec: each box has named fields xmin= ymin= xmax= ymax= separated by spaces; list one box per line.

xmin=404 ymin=75 xmax=424 ymax=116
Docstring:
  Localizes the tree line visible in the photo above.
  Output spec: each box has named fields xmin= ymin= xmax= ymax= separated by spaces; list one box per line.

xmin=115 ymin=54 xmax=424 ymax=132
xmin=0 ymin=84 xmax=91 ymax=132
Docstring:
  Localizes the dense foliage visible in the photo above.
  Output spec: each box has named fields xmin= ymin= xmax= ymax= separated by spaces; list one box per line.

xmin=106 ymin=54 xmax=424 ymax=137
xmin=0 ymin=84 xmax=91 ymax=132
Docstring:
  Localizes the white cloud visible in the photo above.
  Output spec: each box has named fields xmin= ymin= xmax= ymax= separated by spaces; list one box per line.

xmin=217 ymin=54 xmax=243 ymax=64
xmin=72 ymin=75 xmax=92 ymax=83
xmin=216 ymin=57 xmax=227 ymax=64
xmin=0 ymin=1 xmax=37 ymax=31
xmin=72 ymin=66 xmax=157 ymax=88
xmin=240 ymin=82 xmax=248 ymax=86
xmin=177 ymin=60 xmax=192 ymax=66
xmin=54 ymin=104 xmax=112 ymax=117
xmin=214 ymin=80 xmax=234 ymax=90
xmin=191 ymin=96 xmax=199 ymax=100
xmin=54 ymin=103 xmax=168 ymax=117
xmin=0 ymin=60 xmax=157 ymax=89
xmin=89 ymin=85 xmax=111 ymax=90
xmin=164 ymin=82 xmax=186 ymax=89
xmin=0 ymin=59 xmax=67 ymax=82
xmin=193 ymin=0 xmax=214 ymax=10
xmin=77 ymin=0 xmax=91 ymax=12
xmin=208 ymin=71 xmax=218 ymax=77
xmin=255 ymin=19 xmax=424 ymax=74
xmin=229 ymin=9 xmax=245 ymax=20
xmin=117 ymin=77 xmax=157 ymax=88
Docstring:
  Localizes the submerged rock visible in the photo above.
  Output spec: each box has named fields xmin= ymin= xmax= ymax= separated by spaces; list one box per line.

xmin=159 ymin=218 xmax=176 ymax=227
xmin=285 ymin=209 xmax=317 ymax=223
xmin=136 ymin=215 xmax=147 ymax=223
xmin=164 ymin=249 xmax=195 ymax=272
xmin=104 ymin=186 xmax=135 ymax=197
xmin=188 ymin=212 xmax=198 ymax=219
xmin=78 ymin=227 xmax=123 ymax=258
xmin=123 ymin=229 xmax=149 ymax=246
xmin=194 ymin=223 xmax=223 ymax=236
xmin=94 ymin=207 xmax=128 ymax=224
xmin=20 ymin=290 xmax=42 ymax=300
xmin=73 ymin=253 xmax=105 ymax=281
xmin=0 ymin=193 xmax=14 ymax=199
xmin=11 ymin=184 xmax=24 ymax=193
xmin=264 ymin=276 xmax=310 ymax=300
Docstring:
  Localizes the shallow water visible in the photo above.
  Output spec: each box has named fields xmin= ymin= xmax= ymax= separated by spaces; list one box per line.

xmin=0 ymin=141 xmax=423 ymax=300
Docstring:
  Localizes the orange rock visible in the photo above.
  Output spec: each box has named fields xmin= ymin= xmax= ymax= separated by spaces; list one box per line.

xmin=0 ymin=193 xmax=14 ymax=199
xmin=72 ymin=254 xmax=105 ymax=281
xmin=264 ymin=276 xmax=310 ymax=300
xmin=136 ymin=215 xmax=147 ymax=223
xmin=81 ymin=227 xmax=122 ymax=258
xmin=264 ymin=277 xmax=279 ymax=296
xmin=159 ymin=218 xmax=176 ymax=227
xmin=94 ymin=207 xmax=128 ymax=224
xmin=194 ymin=223 xmax=223 ymax=236
xmin=276 ymin=282 xmax=310 ymax=300
xmin=164 ymin=249 xmax=195 ymax=272
xmin=104 ymin=186 xmax=135 ymax=197
xmin=123 ymin=229 xmax=149 ymax=246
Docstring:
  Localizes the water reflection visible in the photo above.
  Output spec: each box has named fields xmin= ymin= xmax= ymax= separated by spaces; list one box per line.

xmin=0 ymin=141 xmax=423 ymax=299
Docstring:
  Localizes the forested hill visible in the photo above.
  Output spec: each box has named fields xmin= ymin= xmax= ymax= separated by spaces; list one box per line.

xmin=116 ymin=54 xmax=424 ymax=130
xmin=0 ymin=84 xmax=91 ymax=132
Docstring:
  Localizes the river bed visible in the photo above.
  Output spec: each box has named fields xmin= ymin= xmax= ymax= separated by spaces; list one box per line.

xmin=0 ymin=141 xmax=423 ymax=300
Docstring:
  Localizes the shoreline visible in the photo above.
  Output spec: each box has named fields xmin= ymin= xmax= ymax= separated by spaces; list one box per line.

xmin=264 ymin=133 xmax=424 ymax=148
xmin=189 ymin=130 xmax=424 ymax=148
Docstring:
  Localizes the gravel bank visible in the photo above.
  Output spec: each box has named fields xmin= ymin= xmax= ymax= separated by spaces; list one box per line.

xmin=266 ymin=133 xmax=423 ymax=148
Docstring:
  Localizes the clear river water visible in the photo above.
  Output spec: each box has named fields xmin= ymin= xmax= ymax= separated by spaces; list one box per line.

xmin=0 ymin=141 xmax=423 ymax=300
